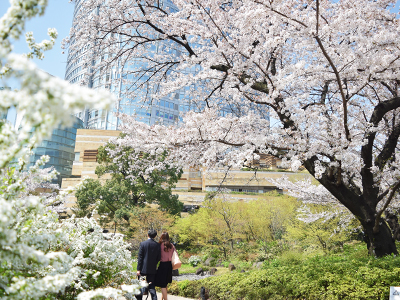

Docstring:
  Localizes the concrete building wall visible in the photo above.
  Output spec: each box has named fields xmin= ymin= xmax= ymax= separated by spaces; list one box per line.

xmin=61 ymin=129 xmax=312 ymax=210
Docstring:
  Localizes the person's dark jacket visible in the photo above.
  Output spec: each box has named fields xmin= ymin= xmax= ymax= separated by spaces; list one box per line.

xmin=137 ymin=238 xmax=161 ymax=275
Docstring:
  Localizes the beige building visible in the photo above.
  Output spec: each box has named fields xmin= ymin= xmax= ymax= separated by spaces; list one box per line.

xmin=61 ymin=129 xmax=120 ymax=209
xmin=61 ymin=129 xmax=312 ymax=211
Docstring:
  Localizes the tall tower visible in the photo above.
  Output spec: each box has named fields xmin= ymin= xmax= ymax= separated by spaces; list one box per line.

xmin=65 ymin=0 xmax=186 ymax=130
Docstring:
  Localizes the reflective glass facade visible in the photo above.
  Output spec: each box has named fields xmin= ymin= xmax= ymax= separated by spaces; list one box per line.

xmin=27 ymin=117 xmax=84 ymax=184
xmin=65 ymin=0 xmax=188 ymax=130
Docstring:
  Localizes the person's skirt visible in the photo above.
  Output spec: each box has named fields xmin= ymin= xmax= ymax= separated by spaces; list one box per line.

xmin=155 ymin=261 xmax=172 ymax=288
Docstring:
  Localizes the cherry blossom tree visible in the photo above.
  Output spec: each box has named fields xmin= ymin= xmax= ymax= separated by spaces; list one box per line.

xmin=68 ymin=0 xmax=400 ymax=256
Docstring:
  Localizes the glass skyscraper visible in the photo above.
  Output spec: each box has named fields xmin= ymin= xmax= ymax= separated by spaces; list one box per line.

xmin=65 ymin=0 xmax=188 ymax=130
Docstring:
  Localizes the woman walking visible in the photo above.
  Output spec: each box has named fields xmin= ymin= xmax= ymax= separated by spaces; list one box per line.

xmin=155 ymin=232 xmax=176 ymax=300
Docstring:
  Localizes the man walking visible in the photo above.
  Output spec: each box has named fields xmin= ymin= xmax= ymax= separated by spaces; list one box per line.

xmin=136 ymin=229 xmax=161 ymax=300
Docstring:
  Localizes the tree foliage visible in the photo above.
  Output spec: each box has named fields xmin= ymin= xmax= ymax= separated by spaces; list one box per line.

xmin=128 ymin=205 xmax=176 ymax=249
xmin=173 ymin=198 xmax=242 ymax=258
xmin=74 ymin=141 xmax=183 ymax=232
xmin=97 ymin=142 xmax=183 ymax=213
xmin=173 ymin=192 xmax=298 ymax=258
xmin=285 ymin=204 xmax=361 ymax=252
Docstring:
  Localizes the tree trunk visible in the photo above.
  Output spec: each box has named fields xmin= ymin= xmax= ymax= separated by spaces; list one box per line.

xmin=385 ymin=211 xmax=400 ymax=241
xmin=303 ymin=158 xmax=398 ymax=257
xmin=221 ymin=247 xmax=227 ymax=259
xmin=360 ymin=217 xmax=398 ymax=257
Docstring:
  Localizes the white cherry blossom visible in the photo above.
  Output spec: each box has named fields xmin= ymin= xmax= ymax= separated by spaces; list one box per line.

xmin=69 ymin=0 xmax=400 ymax=256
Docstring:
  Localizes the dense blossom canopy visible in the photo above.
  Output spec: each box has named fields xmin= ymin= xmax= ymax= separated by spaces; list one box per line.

xmin=68 ymin=0 xmax=400 ymax=256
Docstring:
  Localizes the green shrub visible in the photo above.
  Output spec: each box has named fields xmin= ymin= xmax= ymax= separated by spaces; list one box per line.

xmin=221 ymin=261 xmax=230 ymax=268
xmin=178 ymin=263 xmax=199 ymax=274
xmin=169 ymin=248 xmax=400 ymax=299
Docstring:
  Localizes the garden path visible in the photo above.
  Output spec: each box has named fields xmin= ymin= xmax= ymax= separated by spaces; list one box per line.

xmin=156 ymin=293 xmax=196 ymax=300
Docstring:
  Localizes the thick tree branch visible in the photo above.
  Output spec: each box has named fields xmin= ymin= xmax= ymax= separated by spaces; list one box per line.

xmin=375 ymin=122 xmax=400 ymax=171
xmin=303 ymin=156 xmax=363 ymax=216
xmin=374 ymin=180 xmax=400 ymax=233
xmin=370 ymin=97 xmax=400 ymax=126
xmin=361 ymin=97 xmax=400 ymax=200
xmin=210 ymin=64 xmax=269 ymax=94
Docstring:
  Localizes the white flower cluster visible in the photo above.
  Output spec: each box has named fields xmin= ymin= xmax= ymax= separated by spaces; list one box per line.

xmin=25 ymin=28 xmax=58 ymax=60
xmin=188 ymin=255 xmax=201 ymax=267
xmin=1 ymin=182 xmax=141 ymax=299
xmin=0 ymin=1 xmax=143 ymax=299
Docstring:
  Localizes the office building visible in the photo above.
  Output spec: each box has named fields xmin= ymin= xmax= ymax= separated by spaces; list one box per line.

xmin=65 ymin=0 xmax=189 ymax=130
xmin=61 ymin=129 xmax=308 ymax=212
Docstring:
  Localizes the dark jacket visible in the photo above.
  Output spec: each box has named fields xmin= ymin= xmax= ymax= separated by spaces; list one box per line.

xmin=137 ymin=238 xmax=161 ymax=275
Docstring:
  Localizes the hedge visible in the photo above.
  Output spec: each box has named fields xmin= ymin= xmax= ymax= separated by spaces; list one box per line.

xmin=169 ymin=253 xmax=400 ymax=299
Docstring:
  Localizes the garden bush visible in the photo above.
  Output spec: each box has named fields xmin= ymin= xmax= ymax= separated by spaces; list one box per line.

xmin=169 ymin=247 xmax=400 ymax=299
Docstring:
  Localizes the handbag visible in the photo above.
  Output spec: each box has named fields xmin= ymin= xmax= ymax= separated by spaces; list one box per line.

xmin=171 ymin=249 xmax=182 ymax=270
